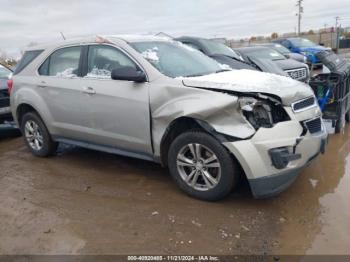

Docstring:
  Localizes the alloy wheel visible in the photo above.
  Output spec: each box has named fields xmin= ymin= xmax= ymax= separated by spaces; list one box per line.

xmin=176 ymin=143 xmax=221 ymax=191
xmin=24 ymin=120 xmax=44 ymax=151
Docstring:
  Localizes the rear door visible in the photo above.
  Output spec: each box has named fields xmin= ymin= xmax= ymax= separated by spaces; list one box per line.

xmin=79 ymin=44 xmax=152 ymax=156
xmin=37 ymin=46 xmax=89 ymax=139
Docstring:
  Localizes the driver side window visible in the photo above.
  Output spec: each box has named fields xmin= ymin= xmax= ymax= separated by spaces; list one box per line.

xmin=86 ymin=45 xmax=138 ymax=79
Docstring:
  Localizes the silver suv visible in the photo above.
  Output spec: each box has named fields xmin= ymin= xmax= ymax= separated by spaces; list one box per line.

xmin=10 ymin=35 xmax=327 ymax=201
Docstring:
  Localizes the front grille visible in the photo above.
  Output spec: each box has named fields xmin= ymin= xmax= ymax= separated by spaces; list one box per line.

xmin=292 ymin=96 xmax=316 ymax=112
xmin=285 ymin=67 xmax=308 ymax=80
xmin=304 ymin=117 xmax=322 ymax=134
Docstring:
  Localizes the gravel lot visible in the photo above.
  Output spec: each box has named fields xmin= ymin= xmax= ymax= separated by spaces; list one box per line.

xmin=0 ymin=123 xmax=349 ymax=255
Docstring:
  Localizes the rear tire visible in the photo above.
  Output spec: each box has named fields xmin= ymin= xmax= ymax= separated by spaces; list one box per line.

xmin=20 ymin=112 xmax=58 ymax=157
xmin=345 ymin=110 xmax=350 ymax=123
xmin=168 ymin=131 xmax=239 ymax=201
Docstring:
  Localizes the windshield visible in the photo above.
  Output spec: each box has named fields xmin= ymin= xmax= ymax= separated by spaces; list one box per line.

xmin=199 ymin=39 xmax=241 ymax=60
xmin=242 ymin=48 xmax=286 ymax=61
xmin=131 ymin=41 xmax=223 ymax=78
xmin=271 ymin=44 xmax=291 ymax=55
xmin=0 ymin=65 xmax=12 ymax=78
xmin=289 ymin=38 xmax=317 ymax=48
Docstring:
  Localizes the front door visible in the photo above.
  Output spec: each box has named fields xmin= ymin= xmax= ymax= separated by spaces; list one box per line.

xmin=79 ymin=44 xmax=152 ymax=156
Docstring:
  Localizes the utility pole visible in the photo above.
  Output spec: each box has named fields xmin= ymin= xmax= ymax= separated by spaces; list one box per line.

xmin=320 ymin=23 xmax=328 ymax=45
xmin=296 ymin=0 xmax=304 ymax=36
xmin=335 ymin=16 xmax=340 ymax=52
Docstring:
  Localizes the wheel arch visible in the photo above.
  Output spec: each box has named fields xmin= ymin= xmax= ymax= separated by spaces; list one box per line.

xmin=159 ymin=116 xmax=240 ymax=167
xmin=16 ymin=103 xmax=40 ymax=125
xmin=12 ymin=87 xmax=54 ymax=132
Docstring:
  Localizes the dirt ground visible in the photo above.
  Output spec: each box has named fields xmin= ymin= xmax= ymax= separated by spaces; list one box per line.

xmin=0 ymin=125 xmax=349 ymax=255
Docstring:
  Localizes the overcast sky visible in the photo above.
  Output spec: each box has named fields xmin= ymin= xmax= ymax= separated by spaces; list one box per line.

xmin=1 ymin=0 xmax=350 ymax=57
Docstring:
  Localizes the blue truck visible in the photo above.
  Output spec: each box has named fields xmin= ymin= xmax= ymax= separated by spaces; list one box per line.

xmin=273 ymin=37 xmax=331 ymax=68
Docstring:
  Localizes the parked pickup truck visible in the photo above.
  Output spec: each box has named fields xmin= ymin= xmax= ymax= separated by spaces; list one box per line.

xmin=10 ymin=35 xmax=327 ymax=200
xmin=0 ymin=63 xmax=13 ymax=124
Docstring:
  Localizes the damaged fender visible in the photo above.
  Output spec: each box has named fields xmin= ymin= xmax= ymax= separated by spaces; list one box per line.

xmin=149 ymin=79 xmax=256 ymax=158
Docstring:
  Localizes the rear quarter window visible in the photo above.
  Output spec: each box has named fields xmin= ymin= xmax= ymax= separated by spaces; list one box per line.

xmin=14 ymin=50 xmax=43 ymax=75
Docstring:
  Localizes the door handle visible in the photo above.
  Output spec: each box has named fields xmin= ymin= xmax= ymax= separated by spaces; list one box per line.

xmin=82 ymin=87 xmax=96 ymax=95
xmin=37 ymin=81 xmax=47 ymax=88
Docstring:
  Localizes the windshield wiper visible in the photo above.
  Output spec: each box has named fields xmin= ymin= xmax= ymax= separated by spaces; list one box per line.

xmin=212 ymin=53 xmax=237 ymax=60
xmin=185 ymin=73 xmax=206 ymax=77
xmin=219 ymin=54 xmax=255 ymax=66
xmin=215 ymin=69 xmax=231 ymax=73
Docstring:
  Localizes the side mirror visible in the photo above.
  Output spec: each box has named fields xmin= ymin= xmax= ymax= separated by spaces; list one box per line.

xmin=284 ymin=54 xmax=290 ymax=59
xmin=111 ymin=67 xmax=146 ymax=83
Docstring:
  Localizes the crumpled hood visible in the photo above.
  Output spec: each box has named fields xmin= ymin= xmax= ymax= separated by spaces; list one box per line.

xmin=182 ymin=70 xmax=314 ymax=105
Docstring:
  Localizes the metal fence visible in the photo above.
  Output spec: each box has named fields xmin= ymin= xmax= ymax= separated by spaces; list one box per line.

xmin=226 ymin=28 xmax=350 ymax=50
xmin=340 ymin=39 xmax=350 ymax=49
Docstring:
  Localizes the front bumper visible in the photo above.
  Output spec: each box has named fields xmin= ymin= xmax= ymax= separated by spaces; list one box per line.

xmin=0 ymin=106 xmax=11 ymax=115
xmin=223 ymin=117 xmax=328 ymax=198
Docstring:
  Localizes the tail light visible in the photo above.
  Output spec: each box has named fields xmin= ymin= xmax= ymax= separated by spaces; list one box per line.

xmin=7 ymin=79 xmax=13 ymax=94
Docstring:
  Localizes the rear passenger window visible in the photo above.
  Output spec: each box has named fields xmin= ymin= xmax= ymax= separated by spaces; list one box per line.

xmin=39 ymin=46 xmax=81 ymax=77
xmin=86 ymin=45 xmax=138 ymax=78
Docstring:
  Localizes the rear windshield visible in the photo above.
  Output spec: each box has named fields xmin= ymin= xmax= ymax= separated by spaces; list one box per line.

xmin=271 ymin=44 xmax=291 ymax=55
xmin=289 ymin=38 xmax=317 ymax=48
xmin=199 ymin=39 xmax=242 ymax=60
xmin=14 ymin=50 xmax=43 ymax=74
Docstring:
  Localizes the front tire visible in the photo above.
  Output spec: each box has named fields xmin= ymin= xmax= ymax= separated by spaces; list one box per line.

xmin=20 ymin=112 xmax=58 ymax=157
xmin=168 ymin=131 xmax=239 ymax=201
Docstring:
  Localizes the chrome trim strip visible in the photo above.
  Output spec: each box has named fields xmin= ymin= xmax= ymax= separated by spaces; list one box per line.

xmin=284 ymin=67 xmax=308 ymax=80
xmin=291 ymin=96 xmax=318 ymax=113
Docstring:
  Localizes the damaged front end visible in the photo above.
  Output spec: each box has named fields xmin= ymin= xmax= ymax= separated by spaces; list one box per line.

xmin=150 ymin=73 xmax=326 ymax=199
xmin=151 ymin=76 xmax=293 ymax=162
xmin=238 ymin=95 xmax=290 ymax=130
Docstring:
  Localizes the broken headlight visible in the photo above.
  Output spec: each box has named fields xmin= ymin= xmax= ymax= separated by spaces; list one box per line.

xmin=239 ymin=97 xmax=289 ymax=130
